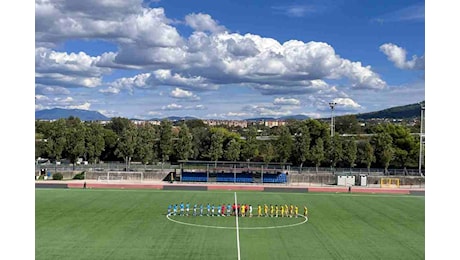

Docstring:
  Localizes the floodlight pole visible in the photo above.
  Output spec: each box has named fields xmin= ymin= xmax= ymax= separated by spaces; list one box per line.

xmin=419 ymin=103 xmax=425 ymax=176
xmin=329 ymin=102 xmax=337 ymax=137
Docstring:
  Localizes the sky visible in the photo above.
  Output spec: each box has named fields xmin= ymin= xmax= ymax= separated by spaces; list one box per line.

xmin=2 ymin=1 xmax=460 ymax=258
xmin=34 ymin=0 xmax=425 ymax=120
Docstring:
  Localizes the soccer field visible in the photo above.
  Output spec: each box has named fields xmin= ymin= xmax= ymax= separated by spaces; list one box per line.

xmin=35 ymin=188 xmax=424 ymax=260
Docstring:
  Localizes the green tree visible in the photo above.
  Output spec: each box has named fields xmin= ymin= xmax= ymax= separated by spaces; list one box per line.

xmin=329 ymin=135 xmax=343 ymax=169
xmin=383 ymin=124 xmax=418 ymax=169
xmin=224 ymin=138 xmax=241 ymax=161
xmin=158 ymin=120 xmax=173 ymax=163
xmin=357 ymin=139 xmax=376 ymax=172
xmin=176 ymin=123 xmax=193 ymax=161
xmin=259 ymin=141 xmax=275 ymax=166
xmin=371 ymin=132 xmax=394 ymax=173
xmin=107 ymin=117 xmax=132 ymax=136
xmin=275 ymin=125 xmax=293 ymax=163
xmin=335 ymin=115 xmax=362 ymax=134
xmin=209 ymin=130 xmax=225 ymax=163
xmin=64 ymin=122 xmax=86 ymax=168
xmin=115 ymin=124 xmax=138 ymax=169
xmin=84 ymin=123 xmax=105 ymax=164
xmin=241 ymin=126 xmax=259 ymax=161
xmin=185 ymin=119 xmax=206 ymax=129
xmin=293 ymin=124 xmax=310 ymax=172
xmin=100 ymin=128 xmax=118 ymax=161
xmin=45 ymin=119 xmax=67 ymax=162
xmin=342 ymin=137 xmax=358 ymax=168
xmin=136 ymin=124 xmax=157 ymax=165
xmin=310 ymin=138 xmax=325 ymax=172
xmin=190 ymin=127 xmax=210 ymax=160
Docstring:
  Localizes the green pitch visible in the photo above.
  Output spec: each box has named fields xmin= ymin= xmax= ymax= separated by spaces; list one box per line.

xmin=35 ymin=189 xmax=424 ymax=260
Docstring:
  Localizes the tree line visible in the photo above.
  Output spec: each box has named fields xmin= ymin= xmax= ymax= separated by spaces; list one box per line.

xmin=35 ymin=116 xmax=423 ymax=171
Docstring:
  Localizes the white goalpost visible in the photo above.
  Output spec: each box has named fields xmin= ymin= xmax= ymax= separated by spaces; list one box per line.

xmin=97 ymin=171 xmax=144 ymax=183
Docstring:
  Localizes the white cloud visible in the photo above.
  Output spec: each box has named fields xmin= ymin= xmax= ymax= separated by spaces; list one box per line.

xmin=332 ymin=98 xmax=362 ymax=109
xmin=272 ymin=5 xmax=318 ymax=18
xmin=68 ymin=102 xmax=91 ymax=110
xmin=147 ymin=111 xmax=163 ymax=116
xmin=169 ymin=88 xmax=200 ymax=100
xmin=300 ymin=112 xmax=321 ymax=119
xmin=161 ymin=103 xmax=206 ymax=111
xmin=36 ymin=1 xmax=182 ymax=48
xmin=162 ymin=103 xmax=182 ymax=110
xmin=273 ymin=97 xmax=301 ymax=106
xmin=226 ymin=112 xmax=251 ymax=117
xmin=99 ymin=87 xmax=121 ymax=95
xmin=380 ymin=43 xmax=425 ymax=70
xmin=35 ymin=84 xmax=71 ymax=95
xmin=35 ymin=47 xmax=111 ymax=88
xmin=101 ymin=73 xmax=151 ymax=94
xmin=35 ymin=94 xmax=50 ymax=101
xmin=243 ymin=105 xmax=292 ymax=117
xmin=148 ymin=70 xmax=218 ymax=91
xmin=185 ymin=13 xmax=226 ymax=33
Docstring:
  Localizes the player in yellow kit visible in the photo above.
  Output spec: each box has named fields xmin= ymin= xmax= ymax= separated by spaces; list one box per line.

xmin=270 ymin=205 xmax=274 ymax=217
xmin=241 ymin=204 xmax=246 ymax=217
xmin=264 ymin=204 xmax=268 ymax=217
xmin=289 ymin=204 xmax=294 ymax=218
xmin=284 ymin=204 xmax=289 ymax=217
xmin=295 ymin=205 xmax=299 ymax=218
xmin=280 ymin=204 xmax=284 ymax=217
xmin=304 ymin=205 xmax=308 ymax=218
xmin=275 ymin=205 xmax=279 ymax=217
xmin=257 ymin=204 xmax=262 ymax=217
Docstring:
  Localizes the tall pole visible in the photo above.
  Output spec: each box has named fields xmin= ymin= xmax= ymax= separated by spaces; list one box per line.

xmin=329 ymin=102 xmax=337 ymax=137
xmin=419 ymin=103 xmax=425 ymax=176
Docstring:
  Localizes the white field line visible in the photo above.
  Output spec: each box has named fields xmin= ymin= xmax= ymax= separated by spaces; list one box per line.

xmin=234 ymin=192 xmax=241 ymax=260
xmin=165 ymin=213 xmax=308 ymax=230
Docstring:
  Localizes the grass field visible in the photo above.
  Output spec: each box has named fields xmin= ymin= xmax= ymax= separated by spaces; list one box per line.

xmin=35 ymin=188 xmax=424 ymax=259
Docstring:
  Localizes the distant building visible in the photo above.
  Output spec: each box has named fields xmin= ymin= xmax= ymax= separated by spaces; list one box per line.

xmin=203 ymin=120 xmax=248 ymax=128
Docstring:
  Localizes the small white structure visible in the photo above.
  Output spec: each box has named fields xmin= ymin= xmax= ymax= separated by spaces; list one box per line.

xmin=337 ymin=175 xmax=355 ymax=186
xmin=358 ymin=174 xmax=367 ymax=186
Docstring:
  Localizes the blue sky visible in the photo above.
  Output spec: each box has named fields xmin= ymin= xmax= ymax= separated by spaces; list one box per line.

xmin=34 ymin=0 xmax=425 ymax=119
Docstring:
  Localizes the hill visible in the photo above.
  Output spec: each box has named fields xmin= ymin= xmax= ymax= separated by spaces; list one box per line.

xmin=35 ymin=108 xmax=109 ymax=121
xmin=355 ymin=101 xmax=424 ymax=120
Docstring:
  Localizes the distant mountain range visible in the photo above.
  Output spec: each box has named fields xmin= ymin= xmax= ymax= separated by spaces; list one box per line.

xmin=35 ymin=101 xmax=424 ymax=121
xmin=35 ymin=108 xmax=109 ymax=121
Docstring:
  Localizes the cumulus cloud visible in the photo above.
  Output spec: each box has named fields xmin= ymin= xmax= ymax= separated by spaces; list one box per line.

xmin=170 ymin=88 xmax=200 ymax=100
xmin=379 ymin=43 xmax=425 ymax=70
xmin=273 ymin=97 xmax=301 ymax=106
xmin=36 ymin=1 xmax=389 ymax=108
xmin=185 ymin=13 xmax=226 ymax=33
xmin=35 ymin=47 xmax=111 ymax=88
xmin=332 ymin=98 xmax=362 ymax=109
xmin=243 ymin=105 xmax=292 ymax=117
xmin=35 ymin=94 xmax=92 ymax=111
xmin=36 ymin=1 xmax=182 ymax=48
xmin=100 ymin=73 xmax=151 ymax=94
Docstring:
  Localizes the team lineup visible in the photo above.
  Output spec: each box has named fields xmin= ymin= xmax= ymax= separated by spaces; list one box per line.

xmin=168 ymin=202 xmax=308 ymax=218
